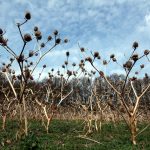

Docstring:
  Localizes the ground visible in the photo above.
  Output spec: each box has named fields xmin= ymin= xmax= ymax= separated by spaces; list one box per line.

xmin=0 ymin=119 xmax=149 ymax=150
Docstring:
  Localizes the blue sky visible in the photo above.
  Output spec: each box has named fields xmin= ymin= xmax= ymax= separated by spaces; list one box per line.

xmin=0 ymin=0 xmax=150 ymax=79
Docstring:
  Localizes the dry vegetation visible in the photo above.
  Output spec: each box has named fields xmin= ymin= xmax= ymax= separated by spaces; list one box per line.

xmin=0 ymin=11 xmax=150 ymax=149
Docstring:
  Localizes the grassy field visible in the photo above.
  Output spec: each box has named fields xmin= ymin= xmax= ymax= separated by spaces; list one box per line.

xmin=0 ymin=119 xmax=149 ymax=150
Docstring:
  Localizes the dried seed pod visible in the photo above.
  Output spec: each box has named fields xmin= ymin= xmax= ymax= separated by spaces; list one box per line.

xmin=112 ymin=58 xmax=116 ymax=62
xmin=55 ymin=38 xmax=61 ymax=44
xmin=131 ymin=77 xmax=137 ymax=81
xmin=34 ymin=31 xmax=41 ymax=37
xmin=29 ymin=51 xmax=34 ymax=57
xmin=67 ymin=70 xmax=72 ymax=76
xmin=37 ymin=35 xmax=42 ymax=40
xmin=0 ymin=28 xmax=3 ymax=35
xmin=24 ymin=34 xmax=32 ymax=42
xmin=66 ymin=51 xmax=69 ymax=57
xmin=132 ymin=41 xmax=138 ymax=49
xmin=64 ymin=61 xmax=68 ymax=65
xmin=110 ymin=54 xmax=115 ymax=59
xmin=131 ymin=54 xmax=138 ymax=61
xmin=72 ymin=63 xmax=76 ymax=67
xmin=99 ymin=71 xmax=104 ymax=77
xmin=24 ymin=69 xmax=30 ymax=79
xmin=51 ymin=68 xmax=54 ymax=72
xmin=97 ymin=56 xmax=101 ymax=59
xmin=103 ymin=60 xmax=107 ymax=65
xmin=10 ymin=58 xmax=14 ymax=62
xmin=35 ymin=53 xmax=38 ymax=56
xmin=80 ymin=47 xmax=85 ymax=52
xmin=85 ymin=57 xmax=92 ymax=63
xmin=135 ymin=71 xmax=138 ymax=75
xmin=144 ymin=49 xmax=149 ymax=55
xmin=25 ymin=11 xmax=31 ymax=20
xmin=64 ymin=39 xmax=68 ymax=43
xmin=41 ymin=43 xmax=45 ymax=48
xmin=140 ymin=64 xmax=144 ymax=69
xmin=47 ymin=35 xmax=52 ymax=41
xmin=34 ymin=26 xmax=38 ymax=31
xmin=126 ymin=61 xmax=132 ymax=69
xmin=43 ymin=64 xmax=46 ymax=68
xmin=53 ymin=30 xmax=58 ymax=36
xmin=30 ymin=76 xmax=34 ymax=80
xmin=2 ymin=67 xmax=6 ymax=72
xmin=80 ymin=59 xmax=84 ymax=63
xmin=30 ymin=62 xmax=33 ymax=65
xmin=94 ymin=51 xmax=99 ymax=58
xmin=62 ymin=65 xmax=65 ymax=68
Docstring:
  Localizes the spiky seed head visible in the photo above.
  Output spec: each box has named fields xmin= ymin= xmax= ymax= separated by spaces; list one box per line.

xmin=126 ymin=61 xmax=132 ymax=69
xmin=29 ymin=51 xmax=34 ymax=57
xmin=55 ymin=38 xmax=61 ymax=44
xmin=65 ymin=61 xmax=68 ymax=65
xmin=94 ymin=51 xmax=99 ymax=58
xmin=144 ymin=49 xmax=149 ymax=55
xmin=41 ymin=43 xmax=45 ymax=48
xmin=34 ymin=26 xmax=38 ymax=31
xmin=34 ymin=31 xmax=41 ymax=37
xmin=25 ymin=11 xmax=31 ymax=20
xmin=140 ymin=64 xmax=144 ymax=69
xmin=132 ymin=41 xmax=138 ymax=49
xmin=103 ymin=60 xmax=107 ymax=65
xmin=131 ymin=54 xmax=138 ymax=61
xmin=66 ymin=51 xmax=69 ymax=57
xmin=43 ymin=64 xmax=46 ymax=68
xmin=47 ymin=35 xmax=52 ymax=41
xmin=80 ymin=47 xmax=85 ymax=52
xmin=53 ymin=30 xmax=58 ymax=36
xmin=112 ymin=58 xmax=116 ymax=62
xmin=110 ymin=54 xmax=115 ymax=59
xmin=24 ymin=34 xmax=32 ymax=42
xmin=86 ymin=57 xmax=92 ymax=63
xmin=64 ymin=39 xmax=68 ymax=43
xmin=0 ymin=28 xmax=3 ymax=35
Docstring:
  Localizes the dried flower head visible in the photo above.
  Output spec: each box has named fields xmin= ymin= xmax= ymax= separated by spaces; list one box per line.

xmin=47 ymin=35 xmax=52 ymax=41
xmin=140 ymin=64 xmax=144 ymax=69
xmin=0 ymin=28 xmax=3 ymax=35
xmin=103 ymin=60 xmax=107 ymax=65
xmin=94 ymin=51 xmax=99 ymax=58
xmin=112 ymin=58 xmax=116 ymax=62
xmin=55 ymin=38 xmax=61 ymax=44
xmin=72 ymin=63 xmax=76 ymax=67
xmin=24 ymin=34 xmax=32 ymax=42
xmin=41 ymin=43 xmax=45 ymax=48
xmin=67 ymin=70 xmax=72 ymax=76
xmin=125 ymin=61 xmax=132 ymax=69
xmin=110 ymin=54 xmax=115 ymax=59
xmin=34 ymin=26 xmax=38 ymax=32
xmin=43 ymin=64 xmax=46 ymax=68
xmin=144 ymin=50 xmax=149 ymax=55
xmin=64 ymin=61 xmax=68 ymax=65
xmin=64 ymin=39 xmax=68 ymax=43
xmin=62 ymin=65 xmax=65 ymax=68
xmin=29 ymin=51 xmax=34 ymax=57
xmin=2 ymin=67 xmax=6 ymax=72
xmin=80 ymin=47 xmax=85 ymax=52
xmin=131 ymin=54 xmax=138 ymax=61
xmin=85 ymin=57 xmax=92 ymax=63
xmin=66 ymin=51 xmax=70 ymax=57
xmin=99 ymin=71 xmax=104 ymax=77
xmin=132 ymin=41 xmax=138 ymax=49
xmin=53 ymin=30 xmax=58 ymax=36
xmin=34 ymin=31 xmax=41 ymax=37
xmin=25 ymin=11 xmax=31 ymax=20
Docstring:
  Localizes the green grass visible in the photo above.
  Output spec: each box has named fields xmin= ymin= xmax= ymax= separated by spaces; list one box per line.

xmin=0 ymin=119 xmax=149 ymax=150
